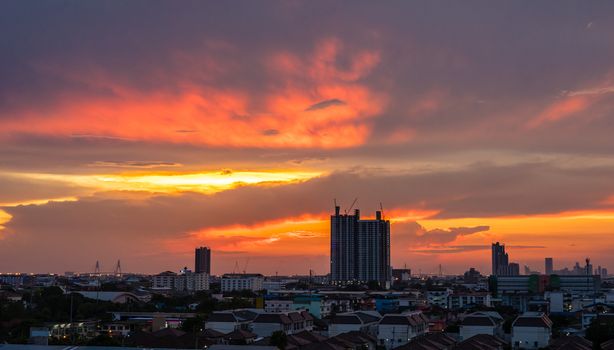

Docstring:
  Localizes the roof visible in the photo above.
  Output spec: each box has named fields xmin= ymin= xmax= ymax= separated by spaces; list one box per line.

xmin=74 ymin=291 xmax=140 ymax=303
xmin=208 ymin=312 xmax=238 ymax=323
xmin=225 ymin=329 xmax=257 ymax=340
xmin=454 ymin=334 xmax=506 ymax=350
xmin=253 ymin=313 xmax=292 ymax=324
xmin=462 ymin=316 xmax=496 ymax=327
xmin=512 ymin=313 xmax=553 ymax=328
xmin=201 ymin=328 xmax=225 ymax=338
xmin=380 ymin=313 xmax=428 ymax=326
xmin=355 ymin=311 xmax=382 ymax=324
xmin=394 ymin=332 xmax=457 ymax=350
xmin=288 ymin=311 xmax=303 ymax=322
xmin=330 ymin=314 xmax=362 ymax=324
xmin=550 ymin=336 xmax=592 ymax=350
xmin=602 ymin=338 xmax=614 ymax=350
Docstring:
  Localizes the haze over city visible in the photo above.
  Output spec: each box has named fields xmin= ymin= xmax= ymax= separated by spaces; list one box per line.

xmin=2 ymin=1 xmax=614 ymax=276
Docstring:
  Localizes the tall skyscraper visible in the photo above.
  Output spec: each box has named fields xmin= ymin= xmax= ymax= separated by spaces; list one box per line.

xmin=330 ymin=206 xmax=391 ymax=286
xmin=195 ymin=247 xmax=211 ymax=274
xmin=491 ymin=242 xmax=519 ymax=276
xmin=492 ymin=242 xmax=508 ymax=276
xmin=545 ymin=257 xmax=553 ymax=275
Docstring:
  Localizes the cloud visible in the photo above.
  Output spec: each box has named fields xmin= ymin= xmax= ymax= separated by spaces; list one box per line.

xmin=392 ymin=222 xmax=490 ymax=249
xmin=88 ymin=160 xmax=182 ymax=168
xmin=305 ymin=99 xmax=346 ymax=111
xmin=3 ymin=161 xmax=613 ymax=272
xmin=410 ymin=245 xmax=545 ymax=254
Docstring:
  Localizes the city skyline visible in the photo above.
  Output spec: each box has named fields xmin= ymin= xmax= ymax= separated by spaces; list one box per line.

xmin=2 ymin=2 xmax=614 ymax=275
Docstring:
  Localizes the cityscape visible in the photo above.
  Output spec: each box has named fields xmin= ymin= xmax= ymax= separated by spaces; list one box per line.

xmin=2 ymin=1 xmax=614 ymax=350
xmin=0 ymin=205 xmax=613 ymax=349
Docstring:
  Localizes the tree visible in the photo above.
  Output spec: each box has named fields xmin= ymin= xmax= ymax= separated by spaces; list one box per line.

xmin=270 ymin=330 xmax=288 ymax=350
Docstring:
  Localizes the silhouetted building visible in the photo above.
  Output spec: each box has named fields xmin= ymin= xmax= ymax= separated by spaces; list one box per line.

xmin=491 ymin=242 xmax=519 ymax=276
xmin=195 ymin=246 xmax=211 ymax=274
xmin=331 ymin=206 xmax=391 ymax=286
xmin=545 ymin=258 xmax=553 ymax=275
xmin=464 ymin=267 xmax=481 ymax=284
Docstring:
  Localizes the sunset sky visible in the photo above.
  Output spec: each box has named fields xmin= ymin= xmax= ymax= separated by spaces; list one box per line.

xmin=2 ymin=1 xmax=614 ymax=275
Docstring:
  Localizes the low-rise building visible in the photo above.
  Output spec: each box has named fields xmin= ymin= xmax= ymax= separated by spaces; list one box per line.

xmin=251 ymin=311 xmax=313 ymax=337
xmin=426 ymin=289 xmax=451 ymax=309
xmin=329 ymin=311 xmax=381 ymax=337
xmin=459 ymin=312 xmax=503 ymax=341
xmin=221 ymin=274 xmax=264 ymax=292
xmin=377 ymin=311 xmax=428 ymax=349
xmin=448 ymin=292 xmax=492 ymax=309
xmin=511 ymin=312 xmax=552 ymax=349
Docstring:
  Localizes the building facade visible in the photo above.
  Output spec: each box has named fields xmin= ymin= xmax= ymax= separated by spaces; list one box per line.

xmin=221 ymin=273 xmax=264 ymax=292
xmin=195 ymin=246 xmax=211 ymax=274
xmin=331 ymin=206 xmax=391 ymax=286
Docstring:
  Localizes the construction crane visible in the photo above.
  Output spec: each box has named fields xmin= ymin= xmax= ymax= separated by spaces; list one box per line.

xmin=243 ymin=258 xmax=250 ymax=274
xmin=379 ymin=202 xmax=386 ymax=220
xmin=345 ymin=198 xmax=358 ymax=214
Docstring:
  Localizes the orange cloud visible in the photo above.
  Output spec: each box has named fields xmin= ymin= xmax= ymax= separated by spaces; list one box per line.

xmin=0 ymin=38 xmax=385 ymax=149
xmin=527 ymin=95 xmax=591 ymax=128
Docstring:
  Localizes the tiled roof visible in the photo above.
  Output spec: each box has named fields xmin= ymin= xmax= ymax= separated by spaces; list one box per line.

xmin=225 ymin=329 xmax=257 ymax=340
xmin=253 ymin=313 xmax=292 ymax=324
xmin=330 ymin=314 xmax=362 ymax=324
xmin=462 ymin=316 xmax=496 ymax=327
xmin=454 ymin=334 xmax=506 ymax=350
xmin=550 ymin=336 xmax=592 ymax=350
xmin=207 ymin=312 xmax=237 ymax=323
xmin=394 ymin=332 xmax=456 ymax=350
xmin=355 ymin=311 xmax=382 ymax=324
xmin=380 ymin=313 xmax=428 ymax=326
xmin=512 ymin=313 xmax=553 ymax=328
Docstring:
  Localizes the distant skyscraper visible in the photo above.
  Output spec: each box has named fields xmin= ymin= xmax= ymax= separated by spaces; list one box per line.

xmin=491 ymin=242 xmax=519 ymax=276
xmin=331 ymin=206 xmax=391 ymax=286
xmin=492 ymin=242 xmax=509 ymax=276
xmin=195 ymin=247 xmax=211 ymax=274
xmin=545 ymin=257 xmax=553 ymax=275
xmin=508 ymin=262 xmax=520 ymax=276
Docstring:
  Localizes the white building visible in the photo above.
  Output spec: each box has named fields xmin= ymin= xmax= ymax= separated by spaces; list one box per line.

xmin=448 ymin=292 xmax=492 ymax=309
xmin=221 ymin=274 xmax=264 ymax=292
xmin=205 ymin=312 xmax=248 ymax=333
xmin=329 ymin=311 xmax=381 ymax=337
xmin=426 ymin=289 xmax=451 ymax=309
xmin=152 ymin=271 xmax=176 ymax=289
xmin=511 ymin=312 xmax=552 ymax=349
xmin=265 ymin=299 xmax=293 ymax=313
xmin=250 ymin=311 xmax=313 ymax=337
xmin=459 ymin=311 xmax=503 ymax=341
xmin=377 ymin=311 xmax=428 ymax=350
xmin=152 ymin=270 xmax=209 ymax=292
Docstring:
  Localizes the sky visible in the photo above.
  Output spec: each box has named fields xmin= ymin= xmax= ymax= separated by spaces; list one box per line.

xmin=1 ymin=1 xmax=614 ymax=276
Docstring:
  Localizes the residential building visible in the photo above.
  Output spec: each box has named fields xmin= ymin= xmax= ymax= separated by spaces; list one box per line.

xmin=264 ymin=299 xmax=293 ymax=313
xmin=426 ymin=289 xmax=450 ymax=309
xmin=448 ymin=292 xmax=492 ymax=309
xmin=330 ymin=206 xmax=391 ymax=286
xmin=377 ymin=311 xmax=428 ymax=350
xmin=195 ymin=246 xmax=211 ymax=274
xmin=251 ymin=311 xmax=313 ymax=337
xmin=511 ymin=312 xmax=552 ymax=349
xmin=329 ymin=311 xmax=381 ymax=337
xmin=221 ymin=274 xmax=264 ymax=292
xmin=459 ymin=312 xmax=503 ymax=341
xmin=152 ymin=269 xmax=209 ymax=292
